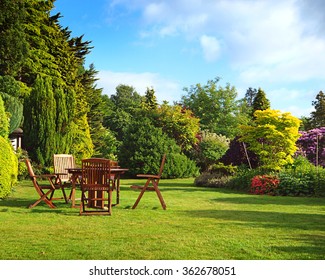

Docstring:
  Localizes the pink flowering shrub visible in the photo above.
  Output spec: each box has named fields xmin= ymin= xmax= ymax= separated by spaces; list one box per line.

xmin=296 ymin=127 xmax=325 ymax=167
xmin=250 ymin=175 xmax=279 ymax=195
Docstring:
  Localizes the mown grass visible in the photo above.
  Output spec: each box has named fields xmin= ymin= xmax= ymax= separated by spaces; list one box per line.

xmin=0 ymin=178 xmax=324 ymax=260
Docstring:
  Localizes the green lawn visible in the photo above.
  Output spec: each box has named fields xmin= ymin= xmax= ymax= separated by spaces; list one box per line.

xmin=0 ymin=178 xmax=324 ymax=260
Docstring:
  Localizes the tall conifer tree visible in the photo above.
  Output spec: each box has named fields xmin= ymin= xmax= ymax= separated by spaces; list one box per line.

xmin=252 ymin=88 xmax=270 ymax=114
xmin=310 ymin=91 xmax=325 ymax=128
xmin=23 ymin=75 xmax=56 ymax=165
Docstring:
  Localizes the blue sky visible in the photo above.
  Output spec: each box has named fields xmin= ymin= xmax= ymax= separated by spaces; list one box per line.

xmin=53 ymin=0 xmax=325 ymax=117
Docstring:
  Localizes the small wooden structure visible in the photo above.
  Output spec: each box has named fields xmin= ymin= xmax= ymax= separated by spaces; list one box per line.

xmin=9 ymin=128 xmax=23 ymax=151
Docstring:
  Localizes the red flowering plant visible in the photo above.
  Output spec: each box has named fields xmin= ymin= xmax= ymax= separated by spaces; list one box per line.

xmin=250 ymin=175 xmax=280 ymax=195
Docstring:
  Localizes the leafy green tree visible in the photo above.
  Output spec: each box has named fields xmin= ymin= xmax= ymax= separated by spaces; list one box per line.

xmin=181 ymin=77 xmax=248 ymax=138
xmin=105 ymin=85 xmax=143 ymax=142
xmin=310 ymin=91 xmax=325 ymax=128
xmin=239 ymin=109 xmax=301 ymax=171
xmin=155 ymin=104 xmax=200 ymax=152
xmin=111 ymin=84 xmax=143 ymax=114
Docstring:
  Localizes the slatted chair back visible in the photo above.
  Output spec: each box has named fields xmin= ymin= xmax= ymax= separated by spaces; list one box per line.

xmin=80 ymin=158 xmax=113 ymax=215
xmin=53 ymin=154 xmax=76 ymax=183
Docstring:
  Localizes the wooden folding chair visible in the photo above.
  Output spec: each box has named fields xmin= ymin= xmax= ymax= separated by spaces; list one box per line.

xmin=79 ymin=158 xmax=114 ymax=216
xmin=130 ymin=154 xmax=167 ymax=210
xmin=25 ymin=159 xmax=68 ymax=209
xmin=53 ymin=154 xmax=77 ymax=200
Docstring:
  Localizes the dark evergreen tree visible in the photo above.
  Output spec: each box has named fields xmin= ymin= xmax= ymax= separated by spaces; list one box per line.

xmin=0 ymin=0 xmax=28 ymax=76
xmin=310 ymin=91 xmax=325 ymax=128
xmin=143 ymin=87 xmax=158 ymax=110
xmin=23 ymin=75 xmax=56 ymax=165
xmin=0 ymin=93 xmax=23 ymax=134
xmin=81 ymin=64 xmax=118 ymax=158
xmin=19 ymin=0 xmax=95 ymax=164
xmin=244 ymin=87 xmax=258 ymax=107
xmin=0 ymin=76 xmax=25 ymax=133
xmin=252 ymin=87 xmax=270 ymax=115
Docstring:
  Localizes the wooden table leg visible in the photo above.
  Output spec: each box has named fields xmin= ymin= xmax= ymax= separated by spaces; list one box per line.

xmin=116 ymin=175 xmax=120 ymax=205
xmin=70 ymin=174 xmax=78 ymax=208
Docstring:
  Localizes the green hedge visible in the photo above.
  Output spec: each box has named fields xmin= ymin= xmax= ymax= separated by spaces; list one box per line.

xmin=0 ymin=136 xmax=18 ymax=198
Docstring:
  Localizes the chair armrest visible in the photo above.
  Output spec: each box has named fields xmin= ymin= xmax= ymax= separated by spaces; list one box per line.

xmin=54 ymin=172 xmax=68 ymax=176
xmin=34 ymin=174 xmax=57 ymax=179
xmin=136 ymin=174 xmax=160 ymax=179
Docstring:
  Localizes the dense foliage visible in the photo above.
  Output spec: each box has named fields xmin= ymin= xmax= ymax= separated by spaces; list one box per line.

xmin=154 ymin=103 xmax=200 ymax=152
xmin=0 ymin=94 xmax=8 ymax=137
xmin=0 ymin=0 xmax=28 ymax=76
xmin=193 ymin=130 xmax=230 ymax=171
xmin=118 ymin=118 xmax=198 ymax=178
xmin=0 ymin=76 xmax=25 ymax=133
xmin=277 ymin=156 xmax=325 ymax=196
xmin=0 ymin=136 xmax=18 ymax=198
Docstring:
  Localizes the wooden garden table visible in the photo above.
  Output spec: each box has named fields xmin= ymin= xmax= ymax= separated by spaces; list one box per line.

xmin=66 ymin=167 xmax=128 ymax=208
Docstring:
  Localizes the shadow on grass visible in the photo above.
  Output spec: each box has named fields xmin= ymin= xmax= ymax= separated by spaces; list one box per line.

xmin=0 ymin=197 xmax=70 ymax=211
xmin=271 ymin=234 xmax=325 ymax=260
xmin=183 ymin=209 xmax=325 ymax=231
xmin=211 ymin=195 xmax=325 ymax=206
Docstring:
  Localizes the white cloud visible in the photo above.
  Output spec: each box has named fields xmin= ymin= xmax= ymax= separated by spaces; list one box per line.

xmin=96 ymin=70 xmax=182 ymax=103
xmin=119 ymin=0 xmax=325 ymax=82
xmin=281 ymin=105 xmax=314 ymax=118
xmin=103 ymin=0 xmax=325 ymax=117
xmin=200 ymin=35 xmax=221 ymax=62
xmin=265 ymin=88 xmax=315 ymax=117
